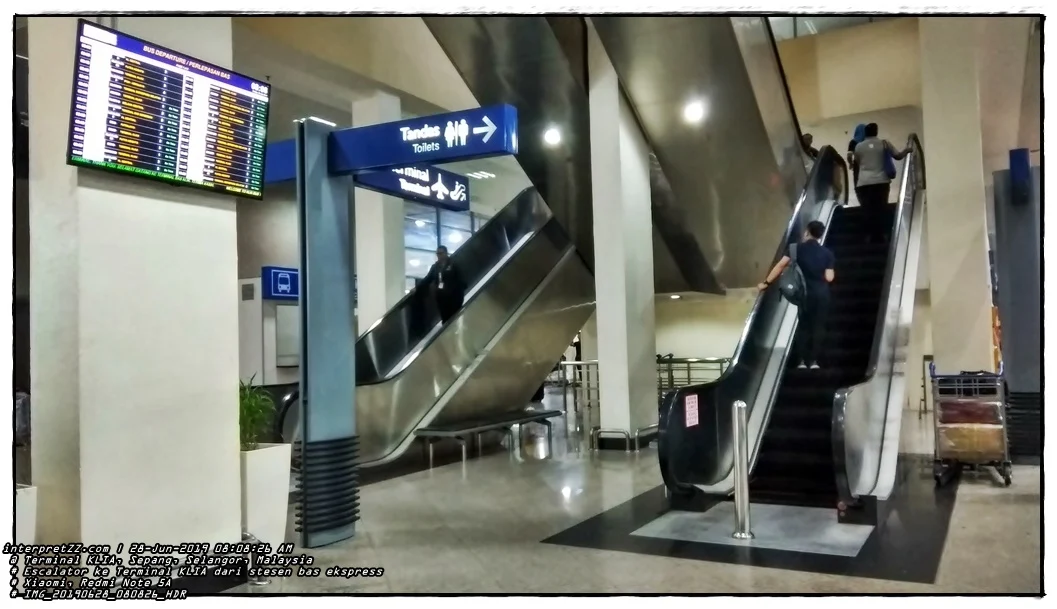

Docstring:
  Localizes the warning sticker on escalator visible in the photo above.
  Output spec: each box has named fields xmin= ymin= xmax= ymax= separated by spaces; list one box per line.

xmin=685 ymin=395 xmax=699 ymax=428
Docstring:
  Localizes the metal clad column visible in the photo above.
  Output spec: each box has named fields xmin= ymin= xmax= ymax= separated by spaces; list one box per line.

xmin=296 ymin=118 xmax=359 ymax=548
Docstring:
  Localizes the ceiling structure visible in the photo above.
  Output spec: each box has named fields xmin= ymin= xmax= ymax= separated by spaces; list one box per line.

xmin=230 ymin=20 xmax=528 ymax=216
xmin=768 ymin=16 xmax=893 ymax=41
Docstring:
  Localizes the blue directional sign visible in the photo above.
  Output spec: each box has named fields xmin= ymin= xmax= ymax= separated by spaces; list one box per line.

xmin=354 ymin=165 xmax=470 ymax=212
xmin=329 ymin=104 xmax=518 ymax=173
xmin=261 ymin=266 xmax=299 ymax=301
xmin=264 ymin=139 xmax=297 ymax=184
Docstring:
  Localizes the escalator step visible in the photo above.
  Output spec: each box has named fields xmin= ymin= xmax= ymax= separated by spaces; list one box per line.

xmin=750 ymin=204 xmax=891 ymax=509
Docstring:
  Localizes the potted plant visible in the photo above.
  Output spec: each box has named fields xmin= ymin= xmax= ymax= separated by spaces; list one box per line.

xmin=239 ymin=377 xmax=291 ymax=549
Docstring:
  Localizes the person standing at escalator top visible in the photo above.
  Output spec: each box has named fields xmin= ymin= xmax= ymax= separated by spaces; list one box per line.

xmin=852 ymin=123 xmax=911 ymax=243
xmin=423 ymin=246 xmax=466 ymax=325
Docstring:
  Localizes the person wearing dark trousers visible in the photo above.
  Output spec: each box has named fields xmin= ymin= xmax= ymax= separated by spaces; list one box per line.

xmin=758 ymin=220 xmax=836 ymax=370
xmin=852 ymin=123 xmax=911 ymax=243
xmin=422 ymin=246 xmax=466 ymax=325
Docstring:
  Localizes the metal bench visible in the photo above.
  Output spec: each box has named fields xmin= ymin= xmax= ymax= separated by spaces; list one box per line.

xmin=414 ymin=409 xmax=562 ymax=468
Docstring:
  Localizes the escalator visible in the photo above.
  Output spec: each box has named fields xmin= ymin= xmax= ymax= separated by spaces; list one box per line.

xmin=751 ymin=204 xmax=895 ymax=507
xmin=281 ymin=187 xmax=594 ymax=466
xmin=282 ymin=17 xmax=603 ymax=468
xmin=660 ymin=134 xmax=927 ymax=520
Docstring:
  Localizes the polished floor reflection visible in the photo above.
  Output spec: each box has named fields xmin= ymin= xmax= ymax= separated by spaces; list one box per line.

xmin=232 ymin=392 xmax=1041 ymax=594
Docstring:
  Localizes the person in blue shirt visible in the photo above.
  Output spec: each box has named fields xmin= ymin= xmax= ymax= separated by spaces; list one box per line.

xmin=758 ymin=220 xmax=836 ymax=369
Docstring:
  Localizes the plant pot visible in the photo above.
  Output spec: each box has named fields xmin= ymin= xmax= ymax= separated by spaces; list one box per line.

xmin=240 ymin=443 xmax=292 ymax=549
xmin=15 ymin=484 xmax=36 ymax=544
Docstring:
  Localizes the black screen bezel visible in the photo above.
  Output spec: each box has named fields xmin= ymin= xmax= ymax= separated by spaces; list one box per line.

xmin=64 ymin=18 xmax=271 ymax=201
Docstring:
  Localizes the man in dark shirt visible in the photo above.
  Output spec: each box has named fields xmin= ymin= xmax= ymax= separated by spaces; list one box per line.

xmin=758 ymin=220 xmax=836 ymax=369
xmin=422 ymin=246 xmax=466 ymax=324
xmin=802 ymin=133 xmax=819 ymax=160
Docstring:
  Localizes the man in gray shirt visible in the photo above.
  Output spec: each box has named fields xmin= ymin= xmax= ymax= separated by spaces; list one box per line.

xmin=852 ymin=123 xmax=910 ymax=242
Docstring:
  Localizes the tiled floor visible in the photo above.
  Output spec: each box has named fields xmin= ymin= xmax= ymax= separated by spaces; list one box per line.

xmin=232 ymin=401 xmax=1040 ymax=594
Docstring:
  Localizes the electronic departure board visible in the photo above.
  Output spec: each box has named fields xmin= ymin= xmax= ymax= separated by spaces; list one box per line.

xmin=67 ymin=20 xmax=271 ymax=199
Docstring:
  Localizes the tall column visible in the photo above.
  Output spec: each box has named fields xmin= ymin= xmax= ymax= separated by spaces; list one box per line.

xmin=587 ymin=25 xmax=657 ymax=435
xmin=29 ymin=17 xmax=241 ymax=545
xmin=919 ymin=18 xmax=995 ymax=372
xmin=351 ymin=91 xmax=406 ymax=331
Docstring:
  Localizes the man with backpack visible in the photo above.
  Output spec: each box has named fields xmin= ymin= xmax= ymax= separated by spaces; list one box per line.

xmin=758 ymin=220 xmax=835 ymax=370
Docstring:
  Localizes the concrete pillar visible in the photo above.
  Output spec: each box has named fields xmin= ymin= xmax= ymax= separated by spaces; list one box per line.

xmin=29 ymin=16 xmax=241 ymax=545
xmin=352 ymin=91 xmax=406 ymax=331
xmin=587 ymin=25 xmax=657 ymax=434
xmin=919 ymin=18 xmax=995 ymax=372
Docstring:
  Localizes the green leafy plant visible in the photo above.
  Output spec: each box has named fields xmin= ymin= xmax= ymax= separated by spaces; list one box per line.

xmin=239 ymin=376 xmax=275 ymax=451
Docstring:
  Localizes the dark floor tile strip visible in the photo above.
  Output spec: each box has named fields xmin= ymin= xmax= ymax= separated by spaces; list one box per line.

xmin=543 ymin=455 xmax=958 ymax=585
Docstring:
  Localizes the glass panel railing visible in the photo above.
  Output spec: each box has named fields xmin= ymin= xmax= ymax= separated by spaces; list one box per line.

xmin=658 ymin=145 xmax=849 ymax=493
xmin=355 ymin=187 xmax=551 ymax=384
xmin=731 ymin=16 xmax=809 ymax=204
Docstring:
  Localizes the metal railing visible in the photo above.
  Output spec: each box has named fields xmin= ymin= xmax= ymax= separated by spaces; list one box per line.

xmin=558 ymin=356 xmax=731 ymax=451
xmin=655 ymin=355 xmax=730 ymax=401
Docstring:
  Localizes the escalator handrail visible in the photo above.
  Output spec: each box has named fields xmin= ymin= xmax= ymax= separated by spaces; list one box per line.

xmin=676 ymin=145 xmax=846 ymax=391
xmin=657 ymin=145 xmax=848 ymax=492
xmin=355 ymin=186 xmax=550 ymax=386
xmin=831 ymin=133 xmax=926 ymax=505
xmin=276 ymin=388 xmax=300 ymax=442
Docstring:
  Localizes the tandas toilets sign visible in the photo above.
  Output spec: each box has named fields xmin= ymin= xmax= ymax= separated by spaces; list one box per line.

xmin=329 ymin=104 xmax=519 ymax=171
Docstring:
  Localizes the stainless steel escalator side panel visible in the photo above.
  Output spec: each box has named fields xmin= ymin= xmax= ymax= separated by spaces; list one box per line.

xmin=590 ymin=16 xmax=800 ymax=290
xmin=833 ymin=134 xmax=927 ymax=503
xmin=356 ymin=219 xmax=573 ymax=464
xmin=433 ymin=246 xmax=595 ymax=425
xmin=422 ymin=16 xmax=596 ymax=273
xmin=648 ymin=151 xmax=725 ymax=294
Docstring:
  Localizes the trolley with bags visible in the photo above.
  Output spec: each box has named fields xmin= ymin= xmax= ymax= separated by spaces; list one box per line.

xmin=929 ymin=362 xmax=1012 ymax=487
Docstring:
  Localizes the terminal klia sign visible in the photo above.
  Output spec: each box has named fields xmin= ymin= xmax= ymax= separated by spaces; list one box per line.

xmin=355 ymin=165 xmax=469 ymax=212
xmin=263 ymin=104 xmax=518 ymax=212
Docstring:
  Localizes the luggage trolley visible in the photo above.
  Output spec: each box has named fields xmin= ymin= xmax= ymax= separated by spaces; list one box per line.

xmin=929 ymin=363 xmax=1012 ymax=487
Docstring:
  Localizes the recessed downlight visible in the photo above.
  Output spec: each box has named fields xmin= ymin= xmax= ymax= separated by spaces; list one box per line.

xmin=670 ymin=294 xmax=682 ymax=300
xmin=543 ymin=127 xmax=562 ymax=147
xmin=682 ymin=100 xmax=706 ymax=124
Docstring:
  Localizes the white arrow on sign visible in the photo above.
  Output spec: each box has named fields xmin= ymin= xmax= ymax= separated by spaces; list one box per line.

xmin=472 ymin=116 xmax=497 ymax=143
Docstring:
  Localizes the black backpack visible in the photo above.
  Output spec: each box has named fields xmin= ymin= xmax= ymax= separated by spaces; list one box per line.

xmin=778 ymin=243 xmax=807 ymax=306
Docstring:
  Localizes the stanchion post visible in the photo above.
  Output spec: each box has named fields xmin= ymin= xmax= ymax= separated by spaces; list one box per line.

xmin=243 ymin=531 xmax=270 ymax=586
xmin=731 ymin=399 xmax=754 ymax=540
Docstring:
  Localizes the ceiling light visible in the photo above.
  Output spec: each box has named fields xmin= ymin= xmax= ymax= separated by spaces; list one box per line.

xmin=447 ymin=232 xmax=463 ymax=244
xmin=414 ymin=219 xmax=426 ymax=228
xmin=409 ymin=259 xmax=421 ymax=267
xmin=682 ymin=101 xmax=706 ymax=124
xmin=306 ymin=116 xmax=337 ymax=127
xmin=670 ymin=294 xmax=682 ymax=299
xmin=543 ymin=127 xmax=562 ymax=147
